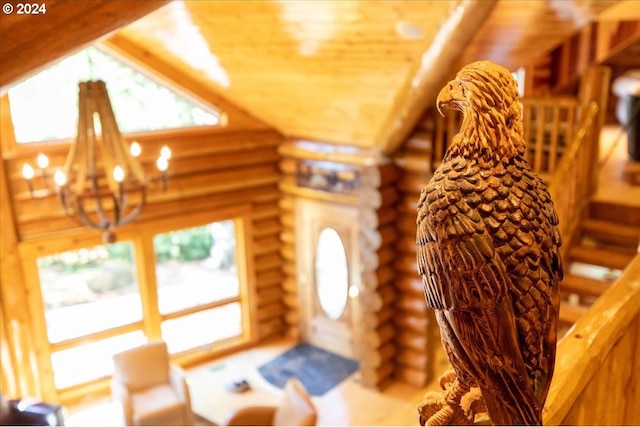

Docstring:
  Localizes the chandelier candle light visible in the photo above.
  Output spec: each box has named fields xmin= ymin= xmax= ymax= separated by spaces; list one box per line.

xmin=22 ymin=80 xmax=171 ymax=242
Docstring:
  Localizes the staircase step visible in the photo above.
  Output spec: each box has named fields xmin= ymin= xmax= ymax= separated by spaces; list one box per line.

xmin=559 ymin=301 xmax=588 ymax=326
xmin=589 ymin=200 xmax=640 ymax=227
xmin=568 ymin=246 xmax=635 ymax=271
xmin=580 ymin=218 xmax=640 ymax=248
xmin=561 ymin=274 xmax=611 ymax=298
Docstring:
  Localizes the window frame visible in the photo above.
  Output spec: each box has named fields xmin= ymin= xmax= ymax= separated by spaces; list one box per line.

xmin=0 ymin=92 xmax=228 ymax=164
xmin=6 ymin=44 xmax=223 ymax=146
xmin=17 ymin=204 xmax=257 ymax=402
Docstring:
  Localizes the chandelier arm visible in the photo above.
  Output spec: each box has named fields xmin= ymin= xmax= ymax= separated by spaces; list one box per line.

xmin=66 ymin=82 xmax=91 ymax=196
xmin=57 ymin=187 xmax=76 ymax=218
xmin=99 ymin=96 xmax=125 ymax=174
xmin=96 ymin=81 xmax=146 ymax=184
xmin=86 ymin=83 xmax=98 ymax=187
xmin=112 ymin=192 xmax=122 ymax=228
xmin=115 ymin=186 xmax=146 ymax=227
xmin=96 ymin=82 xmax=122 ymax=183
xmin=96 ymin=112 xmax=119 ymax=196
xmin=71 ymin=195 xmax=110 ymax=231
xmin=86 ymin=170 xmax=115 ymax=229
xmin=124 ymin=141 xmax=147 ymax=185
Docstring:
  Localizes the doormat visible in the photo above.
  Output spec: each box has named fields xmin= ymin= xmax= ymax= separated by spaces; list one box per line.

xmin=257 ymin=343 xmax=359 ymax=396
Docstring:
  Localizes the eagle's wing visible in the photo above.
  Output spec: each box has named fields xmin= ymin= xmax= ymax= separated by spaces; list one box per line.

xmin=510 ymin=162 xmax=562 ymax=405
xmin=416 ymin=179 xmax=542 ymax=425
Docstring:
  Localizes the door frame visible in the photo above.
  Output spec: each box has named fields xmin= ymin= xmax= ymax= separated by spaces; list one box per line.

xmin=295 ymin=198 xmax=362 ymax=359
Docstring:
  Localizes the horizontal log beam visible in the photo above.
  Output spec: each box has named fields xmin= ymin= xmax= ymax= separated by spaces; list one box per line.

xmin=0 ymin=1 xmax=170 ymax=93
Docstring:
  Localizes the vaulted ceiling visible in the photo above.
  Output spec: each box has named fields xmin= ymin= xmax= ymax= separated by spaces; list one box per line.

xmin=1 ymin=0 xmax=638 ymax=154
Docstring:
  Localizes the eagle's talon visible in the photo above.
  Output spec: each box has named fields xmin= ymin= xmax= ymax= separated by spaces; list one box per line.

xmin=460 ymin=387 xmax=486 ymax=420
xmin=418 ymin=372 xmax=480 ymax=426
xmin=438 ymin=367 xmax=457 ymax=390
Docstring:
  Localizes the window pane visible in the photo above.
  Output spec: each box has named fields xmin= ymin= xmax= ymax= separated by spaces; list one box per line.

xmin=51 ymin=331 xmax=145 ymax=389
xmin=37 ymin=242 xmax=142 ymax=343
xmin=9 ymin=46 xmax=220 ymax=143
xmin=154 ymin=221 xmax=239 ymax=315
xmin=161 ymin=304 xmax=242 ymax=354
xmin=315 ymin=228 xmax=349 ymax=320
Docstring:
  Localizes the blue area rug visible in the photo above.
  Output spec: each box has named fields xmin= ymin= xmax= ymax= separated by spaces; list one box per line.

xmin=258 ymin=343 xmax=359 ymax=396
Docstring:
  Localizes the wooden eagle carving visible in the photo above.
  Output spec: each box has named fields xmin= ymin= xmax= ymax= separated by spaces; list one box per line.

xmin=416 ymin=61 xmax=562 ymax=426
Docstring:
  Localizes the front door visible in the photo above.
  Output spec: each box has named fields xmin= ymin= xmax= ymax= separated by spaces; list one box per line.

xmin=296 ymin=199 xmax=359 ymax=359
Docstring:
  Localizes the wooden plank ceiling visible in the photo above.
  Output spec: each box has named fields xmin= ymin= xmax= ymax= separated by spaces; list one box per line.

xmin=1 ymin=0 xmax=635 ymax=152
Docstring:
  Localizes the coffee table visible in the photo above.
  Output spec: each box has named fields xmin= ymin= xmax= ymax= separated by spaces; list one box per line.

xmin=188 ymin=360 xmax=284 ymax=425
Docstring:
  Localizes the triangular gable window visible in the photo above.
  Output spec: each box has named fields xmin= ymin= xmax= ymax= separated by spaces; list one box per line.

xmin=9 ymin=46 xmax=221 ymax=144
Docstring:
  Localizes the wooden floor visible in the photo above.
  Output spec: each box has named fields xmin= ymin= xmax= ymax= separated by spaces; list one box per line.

xmin=593 ymin=125 xmax=640 ymax=210
xmin=188 ymin=338 xmax=449 ymax=426
xmin=63 ymin=125 xmax=639 ymax=427
xmin=64 ymin=337 xmax=449 ymax=426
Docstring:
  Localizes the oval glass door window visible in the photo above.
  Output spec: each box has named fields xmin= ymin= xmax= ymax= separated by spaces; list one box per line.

xmin=315 ymin=228 xmax=349 ymax=320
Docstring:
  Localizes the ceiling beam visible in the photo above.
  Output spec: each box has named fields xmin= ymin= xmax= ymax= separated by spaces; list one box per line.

xmin=0 ymin=0 xmax=170 ymax=94
xmin=377 ymin=0 xmax=498 ymax=155
xmin=102 ymin=34 xmax=269 ymax=130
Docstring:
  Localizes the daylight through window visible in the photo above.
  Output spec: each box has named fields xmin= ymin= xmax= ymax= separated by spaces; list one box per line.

xmin=33 ymin=218 xmax=247 ymax=391
xmin=9 ymin=46 xmax=220 ymax=143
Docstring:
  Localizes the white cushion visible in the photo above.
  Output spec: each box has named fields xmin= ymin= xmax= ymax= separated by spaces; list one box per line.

xmin=132 ymin=384 xmax=183 ymax=426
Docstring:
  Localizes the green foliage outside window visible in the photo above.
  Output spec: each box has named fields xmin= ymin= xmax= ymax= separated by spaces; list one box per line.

xmin=38 ymin=242 xmax=132 ymax=274
xmin=37 ymin=242 xmax=138 ymax=307
xmin=153 ymin=225 xmax=213 ymax=263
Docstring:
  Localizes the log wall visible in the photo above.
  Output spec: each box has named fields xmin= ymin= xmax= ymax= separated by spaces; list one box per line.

xmin=278 ymin=140 xmax=401 ymax=389
xmin=391 ymin=110 xmax=440 ymax=387
xmin=359 ymin=162 xmax=401 ymax=389
xmin=0 ymin=107 xmax=286 ymax=399
xmin=519 ymin=20 xmax=640 ymax=100
xmin=1 ymin=92 xmax=442 ymax=398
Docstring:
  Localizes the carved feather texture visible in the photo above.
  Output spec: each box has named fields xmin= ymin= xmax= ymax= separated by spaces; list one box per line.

xmin=417 ymin=61 xmax=562 ymax=426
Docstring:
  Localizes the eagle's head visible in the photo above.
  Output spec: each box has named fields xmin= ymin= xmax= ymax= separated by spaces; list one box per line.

xmin=437 ymin=60 xmax=521 ymax=118
xmin=437 ymin=61 xmax=525 ymax=156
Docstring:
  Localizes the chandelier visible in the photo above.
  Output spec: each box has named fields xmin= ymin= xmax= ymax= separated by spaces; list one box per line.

xmin=22 ymin=80 xmax=170 ymax=243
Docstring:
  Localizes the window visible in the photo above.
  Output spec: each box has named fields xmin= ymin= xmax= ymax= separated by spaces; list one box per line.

xmin=28 ymin=214 xmax=252 ymax=394
xmin=160 ymin=305 xmax=242 ymax=354
xmin=36 ymin=242 xmax=144 ymax=388
xmin=8 ymin=46 xmax=220 ymax=143
xmin=50 ymin=332 xmax=146 ymax=389
xmin=153 ymin=220 xmax=243 ymax=354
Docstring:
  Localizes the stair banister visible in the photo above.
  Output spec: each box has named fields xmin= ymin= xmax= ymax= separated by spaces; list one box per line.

xmin=542 ymin=253 xmax=640 ymax=425
xmin=547 ymin=101 xmax=599 ymax=261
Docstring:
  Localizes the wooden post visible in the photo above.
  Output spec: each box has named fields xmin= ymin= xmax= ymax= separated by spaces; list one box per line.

xmin=0 ymin=105 xmax=42 ymax=398
xmin=577 ymin=66 xmax=612 ymax=195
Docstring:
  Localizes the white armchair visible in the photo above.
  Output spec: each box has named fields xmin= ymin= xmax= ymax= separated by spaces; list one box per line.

xmin=111 ymin=340 xmax=193 ymax=426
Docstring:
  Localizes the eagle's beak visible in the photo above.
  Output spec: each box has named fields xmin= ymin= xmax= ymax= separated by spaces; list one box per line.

xmin=436 ymin=83 xmax=453 ymax=117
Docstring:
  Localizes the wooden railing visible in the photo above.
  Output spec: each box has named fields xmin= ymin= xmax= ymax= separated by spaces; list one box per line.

xmin=521 ymin=96 xmax=580 ymax=183
xmin=547 ymin=101 xmax=599 ymax=262
xmin=543 ymin=253 xmax=640 ymax=425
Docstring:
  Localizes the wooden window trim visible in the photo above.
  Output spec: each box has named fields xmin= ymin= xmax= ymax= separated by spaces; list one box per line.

xmin=18 ymin=204 xmax=256 ymax=402
xmin=1 ymin=93 xmax=233 ymax=162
